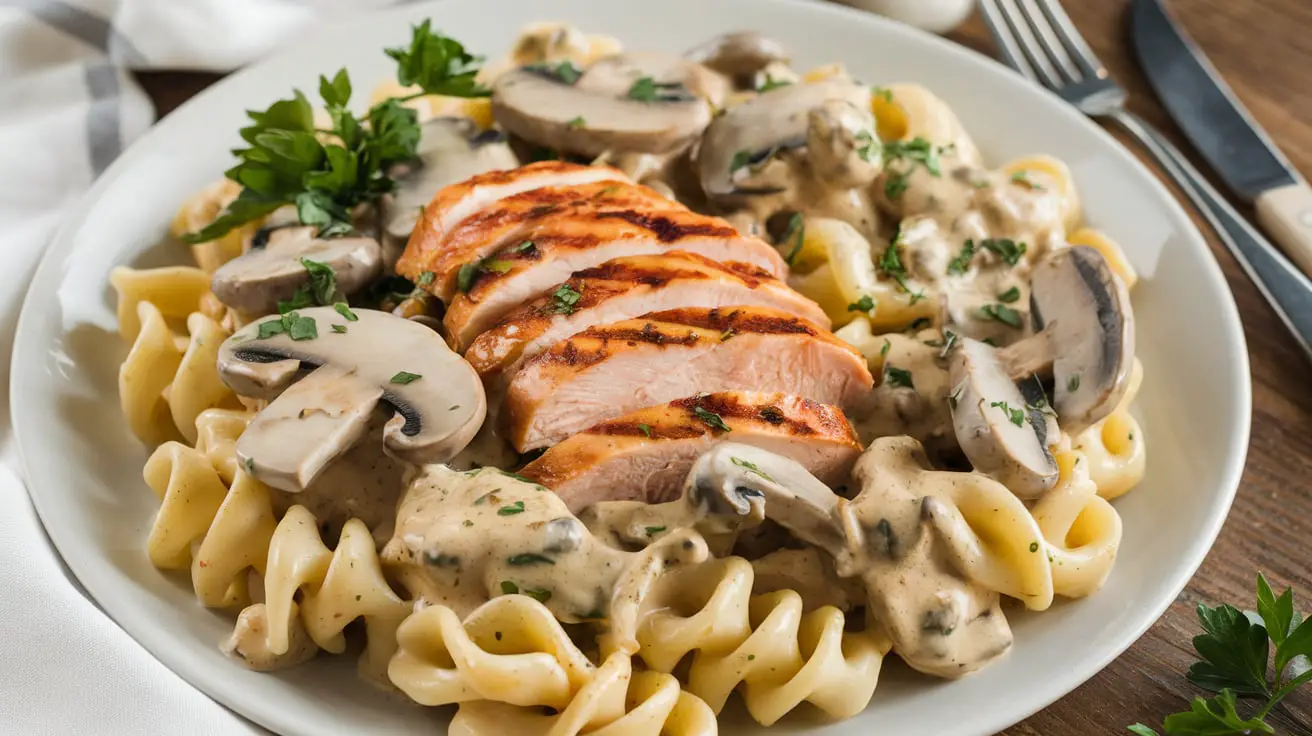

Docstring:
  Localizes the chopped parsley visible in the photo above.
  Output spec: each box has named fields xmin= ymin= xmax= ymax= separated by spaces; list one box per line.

xmin=855 ymin=129 xmax=881 ymax=164
xmin=1011 ymin=171 xmax=1045 ymax=190
xmin=980 ymin=238 xmax=1027 ymax=266
xmin=416 ymin=271 xmax=435 ymax=287
xmin=720 ymin=328 xmax=736 ymax=342
xmin=567 ymin=115 xmax=586 ymax=128
xmin=848 ymin=294 xmax=876 ymax=315
xmin=694 ymin=406 xmax=732 ymax=432
xmin=333 ymin=302 xmax=358 ymax=321
xmin=627 ymin=76 xmax=691 ymax=102
xmin=423 ymin=551 xmax=460 ymax=568
xmin=872 ymin=86 xmax=893 ymax=103
xmin=507 ymin=553 xmax=555 ymax=566
xmin=521 ymin=586 xmax=552 ymax=603
xmin=880 ymin=339 xmax=891 ymax=357
xmin=997 ymin=286 xmax=1021 ymax=303
xmin=257 ymin=311 xmax=318 ymax=341
xmin=457 ymin=253 xmax=519 ymax=292
xmin=331 ymin=324 xmax=347 ymax=334
xmin=526 ymin=60 xmax=582 ymax=84
xmin=877 ymin=227 xmax=925 ymax=303
xmin=1068 ymin=374 xmax=1081 ymax=392
xmin=637 ymin=423 xmax=653 ymax=438
xmin=497 ymin=501 xmax=525 ymax=516
xmin=885 ymin=366 xmax=915 ymax=389
xmin=731 ymin=456 xmax=774 ymax=482
xmin=782 ymin=212 xmax=805 ymax=266
xmin=946 ymin=240 xmax=977 ymax=276
xmin=500 ymin=580 xmax=519 ymax=594
xmin=881 ymin=137 xmax=944 ymax=200
xmin=979 ymin=303 xmax=1022 ymax=328
xmin=729 ymin=149 xmax=753 ymax=174
xmin=550 ymin=283 xmax=583 ymax=314
xmin=939 ymin=329 xmax=958 ymax=358
xmin=757 ymin=74 xmax=792 ymax=93
xmin=390 ymin=371 xmax=422 ymax=385
xmin=990 ymin=400 xmax=1026 ymax=427
xmin=513 ymin=240 xmax=536 ymax=253
xmin=644 ymin=525 xmax=667 ymax=537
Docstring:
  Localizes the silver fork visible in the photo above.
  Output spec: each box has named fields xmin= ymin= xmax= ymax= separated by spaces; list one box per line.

xmin=979 ymin=0 xmax=1312 ymax=362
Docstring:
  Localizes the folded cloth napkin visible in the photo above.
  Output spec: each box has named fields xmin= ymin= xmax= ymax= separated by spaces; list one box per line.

xmin=0 ymin=2 xmax=392 ymax=733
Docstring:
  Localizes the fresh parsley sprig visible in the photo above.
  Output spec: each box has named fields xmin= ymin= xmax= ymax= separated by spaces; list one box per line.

xmin=1129 ymin=574 xmax=1312 ymax=736
xmin=183 ymin=23 xmax=486 ymax=244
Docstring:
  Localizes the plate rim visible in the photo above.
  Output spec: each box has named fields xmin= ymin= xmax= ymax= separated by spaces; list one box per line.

xmin=9 ymin=0 xmax=1253 ymax=733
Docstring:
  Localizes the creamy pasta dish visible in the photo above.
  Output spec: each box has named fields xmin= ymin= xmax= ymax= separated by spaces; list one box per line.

xmin=111 ymin=21 xmax=1146 ymax=733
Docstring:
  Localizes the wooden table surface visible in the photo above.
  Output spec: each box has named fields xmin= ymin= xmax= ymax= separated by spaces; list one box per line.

xmin=134 ymin=1 xmax=1312 ymax=733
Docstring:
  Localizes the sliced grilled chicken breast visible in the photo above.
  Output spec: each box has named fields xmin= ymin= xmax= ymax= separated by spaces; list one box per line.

xmin=398 ymin=179 xmax=679 ymax=301
xmin=463 ymin=252 xmax=830 ymax=383
xmin=506 ymin=306 xmax=873 ymax=451
xmin=519 ymin=391 xmax=861 ymax=511
xmin=441 ymin=210 xmax=788 ymax=349
xmin=400 ymin=161 xmax=628 ymax=270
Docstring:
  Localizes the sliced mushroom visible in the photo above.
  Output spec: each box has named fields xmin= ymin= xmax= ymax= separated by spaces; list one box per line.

xmin=948 ymin=337 xmax=1059 ymax=498
xmin=696 ymin=79 xmax=870 ymax=198
xmin=217 ymin=307 xmax=485 ymax=492
xmin=381 ymin=118 xmax=519 ymax=269
xmin=806 ymin=99 xmax=882 ymax=188
xmin=211 ymin=227 xmax=382 ymax=316
xmin=491 ymin=52 xmax=724 ymax=158
xmin=683 ymin=32 xmax=790 ymax=89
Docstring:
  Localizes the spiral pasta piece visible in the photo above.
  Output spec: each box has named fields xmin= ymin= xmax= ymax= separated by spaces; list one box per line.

xmin=1030 ymin=450 xmax=1123 ymax=598
xmin=449 ymin=653 xmax=718 ymax=736
xmin=1072 ymin=358 xmax=1146 ymax=500
xmin=634 ymin=558 xmax=888 ymax=726
xmin=143 ymin=441 xmax=276 ymax=607
xmin=389 ymin=595 xmax=597 ymax=709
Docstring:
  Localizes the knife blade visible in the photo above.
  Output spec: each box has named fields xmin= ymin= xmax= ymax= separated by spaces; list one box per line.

xmin=1129 ymin=0 xmax=1312 ymax=279
xmin=1129 ymin=0 xmax=1295 ymax=200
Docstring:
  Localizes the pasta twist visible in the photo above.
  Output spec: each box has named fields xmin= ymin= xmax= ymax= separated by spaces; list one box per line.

xmin=633 ymin=557 xmax=889 ymax=726
xmin=1031 ymin=449 xmax=1123 ymax=599
xmin=143 ymin=441 xmax=275 ymax=608
xmin=449 ymin=653 xmax=718 ymax=736
xmin=1071 ymin=358 xmax=1146 ymax=500
xmin=388 ymin=595 xmax=596 ymax=709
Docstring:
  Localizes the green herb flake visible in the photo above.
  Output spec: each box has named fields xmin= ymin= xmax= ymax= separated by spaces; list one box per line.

xmin=644 ymin=526 xmax=667 ymax=537
xmin=946 ymin=240 xmax=977 ymax=276
xmin=873 ymin=86 xmax=893 ymax=103
xmin=513 ymin=240 xmax=536 ymax=253
xmin=731 ymin=456 xmax=774 ymax=482
xmin=939 ymin=330 xmax=958 ymax=359
xmin=880 ymin=339 xmax=891 ymax=357
xmin=990 ymin=400 xmax=1026 ymax=427
xmin=885 ymin=366 xmax=914 ymax=389
xmin=627 ymin=76 xmax=689 ymax=102
xmin=782 ymin=212 xmax=805 ymax=266
xmin=497 ymin=500 xmax=526 ymax=516
xmin=522 ymin=587 xmax=552 ymax=604
xmin=390 ymin=371 xmax=422 ymax=385
xmin=550 ymin=283 xmax=583 ymax=314
xmin=720 ymin=328 xmax=736 ymax=342
xmin=979 ymin=303 xmax=1023 ymax=328
xmin=757 ymin=74 xmax=793 ymax=93
xmin=848 ymin=294 xmax=876 ymax=315
xmin=980 ymin=238 xmax=1028 ymax=266
xmin=637 ymin=423 xmax=653 ymax=438
xmin=287 ymin=313 xmax=318 ymax=341
xmin=456 ymin=262 xmax=479 ymax=293
xmin=463 ymin=519 xmax=474 ymax=527
xmin=877 ymin=230 xmax=925 ymax=303
xmin=333 ymin=302 xmax=358 ymax=321
xmin=567 ymin=115 xmax=586 ymax=128
xmin=1068 ymin=374 xmax=1081 ymax=392
xmin=257 ymin=319 xmax=287 ymax=339
xmin=997 ymin=286 xmax=1021 ymax=303
xmin=507 ymin=553 xmax=555 ymax=566
xmin=855 ymin=129 xmax=881 ymax=164
xmin=880 ymin=136 xmax=943 ymax=201
xmin=243 ymin=457 xmax=255 ymax=474
xmin=416 ymin=271 xmax=435 ymax=287
xmin=423 ymin=551 xmax=460 ymax=568
xmin=331 ymin=324 xmax=347 ymax=334
xmin=729 ymin=149 xmax=753 ymax=174
xmin=1011 ymin=171 xmax=1045 ymax=191
xmin=500 ymin=580 xmax=519 ymax=595
xmin=693 ymin=406 xmax=732 ymax=433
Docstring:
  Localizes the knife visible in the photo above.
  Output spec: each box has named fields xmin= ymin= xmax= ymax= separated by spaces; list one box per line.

xmin=1129 ymin=0 xmax=1312 ymax=278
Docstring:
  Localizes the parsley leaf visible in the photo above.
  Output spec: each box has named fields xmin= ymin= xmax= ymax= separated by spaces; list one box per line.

xmin=730 ymin=456 xmax=774 ymax=482
xmin=390 ymin=371 xmax=422 ymax=385
xmin=497 ymin=501 xmax=525 ymax=516
xmin=881 ymin=136 xmax=945 ymax=200
xmin=848 ymin=294 xmax=876 ymax=316
xmin=885 ymin=366 xmax=914 ymax=389
xmin=693 ymin=406 xmax=732 ymax=432
xmin=980 ymin=238 xmax=1028 ymax=266
xmin=1011 ymin=170 xmax=1046 ymax=191
xmin=627 ymin=76 xmax=692 ymax=102
xmin=636 ymin=423 xmax=653 ymax=438
xmin=550 ymin=283 xmax=583 ymax=314
xmin=507 ymin=553 xmax=554 ymax=566
xmin=782 ymin=212 xmax=806 ymax=266
xmin=979 ymin=303 xmax=1023 ymax=328
xmin=526 ymin=60 xmax=582 ymax=84
xmin=877 ymin=228 xmax=925 ymax=303
xmin=567 ymin=115 xmax=586 ymax=129
xmin=946 ymin=240 xmax=977 ymax=276
xmin=998 ymin=286 xmax=1021 ymax=303
xmin=990 ymin=400 xmax=1026 ymax=427
xmin=385 ymin=20 xmax=489 ymax=98
xmin=334 ymin=302 xmax=358 ymax=321
xmin=758 ymin=74 xmax=792 ymax=93
xmin=855 ymin=129 xmax=881 ymax=165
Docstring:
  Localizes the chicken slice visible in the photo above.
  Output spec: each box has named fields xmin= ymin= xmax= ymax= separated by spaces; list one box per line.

xmin=519 ymin=391 xmax=861 ymax=511
xmin=463 ymin=252 xmax=830 ymax=384
xmin=397 ymin=179 xmax=675 ymax=301
xmin=403 ymin=160 xmax=628 ymax=265
xmin=441 ymin=209 xmax=788 ymax=350
xmin=506 ymin=306 xmax=873 ymax=451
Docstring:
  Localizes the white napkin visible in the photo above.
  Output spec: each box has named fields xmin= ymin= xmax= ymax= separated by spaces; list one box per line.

xmin=0 ymin=2 xmax=394 ymax=733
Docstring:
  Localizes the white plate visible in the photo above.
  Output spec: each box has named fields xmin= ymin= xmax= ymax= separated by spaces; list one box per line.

xmin=10 ymin=0 xmax=1251 ymax=734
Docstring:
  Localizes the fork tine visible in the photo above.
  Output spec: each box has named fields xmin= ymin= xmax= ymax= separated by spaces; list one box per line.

xmin=1033 ymin=0 xmax=1106 ymax=81
xmin=990 ymin=0 xmax=1065 ymax=90
xmin=978 ymin=0 xmax=1039 ymax=83
xmin=1015 ymin=0 xmax=1082 ymax=83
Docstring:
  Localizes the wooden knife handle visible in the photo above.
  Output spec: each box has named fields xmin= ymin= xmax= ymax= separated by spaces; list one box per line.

xmin=1256 ymin=182 xmax=1312 ymax=278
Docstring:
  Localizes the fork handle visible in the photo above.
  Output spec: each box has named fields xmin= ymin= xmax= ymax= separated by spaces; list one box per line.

xmin=1256 ymin=182 xmax=1312 ymax=279
xmin=1109 ymin=108 xmax=1312 ymax=364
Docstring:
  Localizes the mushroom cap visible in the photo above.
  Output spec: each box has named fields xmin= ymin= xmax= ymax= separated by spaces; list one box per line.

xmin=210 ymin=227 xmax=382 ymax=315
xmin=695 ymin=79 xmax=870 ymax=198
xmin=948 ymin=337 xmax=1058 ymax=498
xmin=217 ymin=307 xmax=486 ymax=485
xmin=382 ymin=118 xmax=518 ymax=267
xmin=683 ymin=31 xmax=791 ymax=86
xmin=1029 ymin=245 xmax=1135 ymax=432
xmin=491 ymin=52 xmax=723 ymax=158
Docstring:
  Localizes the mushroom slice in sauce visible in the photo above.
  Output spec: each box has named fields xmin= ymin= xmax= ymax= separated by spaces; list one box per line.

xmin=210 ymin=226 xmax=382 ymax=316
xmin=491 ymin=52 xmax=724 ymax=158
xmin=683 ymin=31 xmax=791 ymax=89
xmin=948 ymin=337 xmax=1059 ymax=498
xmin=1001 ymin=245 xmax=1135 ymax=432
xmin=695 ymin=79 xmax=870 ymax=198
xmin=381 ymin=118 xmax=519 ymax=269
xmin=216 ymin=307 xmax=485 ymax=492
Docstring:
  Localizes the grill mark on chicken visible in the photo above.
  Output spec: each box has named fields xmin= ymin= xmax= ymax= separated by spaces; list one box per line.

xmin=594 ymin=209 xmax=738 ymax=243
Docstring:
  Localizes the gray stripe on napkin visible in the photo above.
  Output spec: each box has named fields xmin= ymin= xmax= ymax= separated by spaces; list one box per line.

xmin=83 ymin=64 xmax=122 ymax=175
xmin=5 ymin=0 xmax=146 ymax=63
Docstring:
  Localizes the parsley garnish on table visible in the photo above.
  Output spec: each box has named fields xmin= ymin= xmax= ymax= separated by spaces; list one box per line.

xmin=1129 ymin=574 xmax=1312 ymax=736
xmin=182 ymin=22 xmax=487 ymax=243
